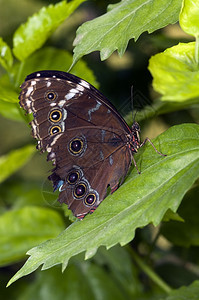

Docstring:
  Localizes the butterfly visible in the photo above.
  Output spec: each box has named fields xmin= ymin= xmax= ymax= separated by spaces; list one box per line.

xmin=19 ymin=70 xmax=166 ymax=219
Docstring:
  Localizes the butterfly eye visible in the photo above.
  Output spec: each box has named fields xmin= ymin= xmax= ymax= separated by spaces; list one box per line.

xmin=45 ymin=91 xmax=57 ymax=101
xmin=68 ymin=136 xmax=87 ymax=156
xmin=49 ymin=109 xmax=62 ymax=122
xmin=50 ymin=125 xmax=62 ymax=135
xmin=73 ymin=182 xmax=87 ymax=198
xmin=84 ymin=193 xmax=96 ymax=206
xmin=67 ymin=171 xmax=80 ymax=185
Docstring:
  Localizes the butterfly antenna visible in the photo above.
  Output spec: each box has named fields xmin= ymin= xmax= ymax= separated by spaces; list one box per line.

xmin=131 ymin=85 xmax=137 ymax=123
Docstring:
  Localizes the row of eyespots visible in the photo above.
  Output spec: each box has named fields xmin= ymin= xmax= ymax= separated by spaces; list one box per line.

xmin=66 ymin=169 xmax=97 ymax=207
xmin=49 ymin=108 xmax=63 ymax=135
xmin=45 ymin=91 xmax=62 ymax=135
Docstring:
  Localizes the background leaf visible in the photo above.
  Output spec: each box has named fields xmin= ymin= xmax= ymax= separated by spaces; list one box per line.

xmin=0 ymin=206 xmax=65 ymax=266
xmin=7 ymin=123 xmax=199 ymax=285
xmin=18 ymin=246 xmax=139 ymax=300
xmin=13 ymin=0 xmax=85 ymax=61
xmin=15 ymin=47 xmax=98 ymax=88
xmin=161 ymin=184 xmax=199 ymax=247
xmin=72 ymin=0 xmax=182 ymax=65
xmin=0 ymin=145 xmax=35 ymax=183
xmin=179 ymin=0 xmax=199 ymax=36
xmin=0 ymin=47 xmax=98 ymax=122
xmin=0 ymin=101 xmax=23 ymax=122
xmin=0 ymin=38 xmax=13 ymax=71
xmin=162 ymin=280 xmax=199 ymax=300
xmin=148 ymin=42 xmax=199 ymax=101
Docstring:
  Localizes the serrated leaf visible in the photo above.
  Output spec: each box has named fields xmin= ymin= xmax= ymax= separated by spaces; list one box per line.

xmin=0 ymin=37 xmax=13 ymax=71
xmin=179 ymin=0 xmax=199 ymax=37
xmin=0 ymin=145 xmax=35 ymax=183
xmin=13 ymin=0 xmax=85 ymax=61
xmin=72 ymin=0 xmax=182 ymax=65
xmin=148 ymin=42 xmax=199 ymax=101
xmin=0 ymin=206 xmax=65 ymax=266
xmin=162 ymin=280 xmax=199 ymax=300
xmin=162 ymin=209 xmax=184 ymax=222
xmin=7 ymin=123 xmax=199 ymax=286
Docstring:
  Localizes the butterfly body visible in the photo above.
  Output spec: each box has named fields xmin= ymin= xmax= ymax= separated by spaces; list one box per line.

xmin=19 ymin=70 xmax=161 ymax=219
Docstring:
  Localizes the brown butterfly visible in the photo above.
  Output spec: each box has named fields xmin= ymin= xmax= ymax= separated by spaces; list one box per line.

xmin=19 ymin=71 xmax=165 ymax=219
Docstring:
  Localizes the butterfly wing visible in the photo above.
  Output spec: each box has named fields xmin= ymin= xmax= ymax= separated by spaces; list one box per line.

xmin=19 ymin=70 xmax=132 ymax=218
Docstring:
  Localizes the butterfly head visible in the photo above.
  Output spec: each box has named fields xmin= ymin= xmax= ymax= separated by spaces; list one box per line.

xmin=126 ymin=121 xmax=141 ymax=153
xmin=131 ymin=121 xmax=140 ymax=133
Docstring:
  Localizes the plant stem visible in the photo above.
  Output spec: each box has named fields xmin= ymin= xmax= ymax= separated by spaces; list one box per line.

xmin=15 ymin=60 xmax=24 ymax=89
xmin=128 ymin=247 xmax=172 ymax=294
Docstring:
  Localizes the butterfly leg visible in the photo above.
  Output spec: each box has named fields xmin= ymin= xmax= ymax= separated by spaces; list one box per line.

xmin=131 ymin=155 xmax=141 ymax=174
xmin=111 ymin=183 xmax=119 ymax=194
xmin=140 ymin=137 xmax=166 ymax=156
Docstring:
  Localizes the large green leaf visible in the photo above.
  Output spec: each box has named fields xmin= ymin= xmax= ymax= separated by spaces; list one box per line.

xmin=7 ymin=123 xmax=199 ymax=286
xmin=13 ymin=0 xmax=85 ymax=61
xmin=148 ymin=42 xmax=199 ymax=101
xmin=72 ymin=0 xmax=182 ymax=65
xmin=0 ymin=145 xmax=35 ymax=183
xmin=0 ymin=206 xmax=65 ymax=266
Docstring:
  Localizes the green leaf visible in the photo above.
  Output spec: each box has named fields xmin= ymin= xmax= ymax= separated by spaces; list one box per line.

xmin=15 ymin=47 xmax=98 ymax=89
xmin=7 ymin=123 xmax=199 ymax=286
xmin=161 ymin=185 xmax=199 ymax=247
xmin=94 ymin=246 xmax=141 ymax=297
xmin=0 ymin=180 xmax=45 ymax=210
xmin=0 ymin=74 xmax=24 ymax=121
xmin=0 ymin=47 xmax=98 ymax=122
xmin=135 ymin=96 xmax=199 ymax=123
xmin=72 ymin=0 xmax=182 ymax=65
xmin=148 ymin=42 xmax=199 ymax=101
xmin=179 ymin=0 xmax=199 ymax=37
xmin=0 ymin=75 xmax=19 ymax=103
xmin=162 ymin=280 xmax=199 ymax=300
xmin=162 ymin=209 xmax=184 ymax=222
xmin=0 ymin=145 xmax=35 ymax=183
xmin=13 ymin=0 xmax=85 ymax=61
xmin=0 ymin=37 xmax=13 ymax=71
xmin=19 ymin=257 xmax=130 ymax=300
xmin=0 ymin=206 xmax=65 ymax=266
xmin=0 ymin=101 xmax=23 ymax=122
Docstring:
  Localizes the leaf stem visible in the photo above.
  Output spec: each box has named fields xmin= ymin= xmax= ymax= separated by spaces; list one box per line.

xmin=128 ymin=247 xmax=172 ymax=294
xmin=15 ymin=60 xmax=24 ymax=89
xmin=195 ymin=35 xmax=199 ymax=66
